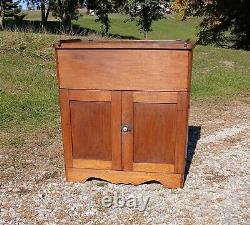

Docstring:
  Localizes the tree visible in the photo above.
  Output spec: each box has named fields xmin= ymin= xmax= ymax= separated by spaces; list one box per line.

xmin=174 ymin=0 xmax=250 ymax=49
xmin=26 ymin=0 xmax=55 ymax=28
xmin=171 ymin=0 xmax=190 ymax=20
xmin=87 ymin=0 xmax=112 ymax=35
xmin=87 ymin=0 xmax=125 ymax=35
xmin=0 ymin=0 xmax=21 ymax=29
xmin=40 ymin=0 xmax=52 ymax=27
xmin=52 ymin=0 xmax=84 ymax=30
xmin=124 ymin=0 xmax=165 ymax=39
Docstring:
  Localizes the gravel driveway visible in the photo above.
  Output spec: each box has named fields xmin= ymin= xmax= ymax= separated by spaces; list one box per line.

xmin=1 ymin=98 xmax=250 ymax=225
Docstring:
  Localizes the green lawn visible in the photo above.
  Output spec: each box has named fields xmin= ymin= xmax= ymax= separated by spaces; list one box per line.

xmin=0 ymin=32 xmax=60 ymax=146
xmin=0 ymin=13 xmax=250 ymax=146
xmin=25 ymin=11 xmax=199 ymax=40
xmin=74 ymin=13 xmax=199 ymax=40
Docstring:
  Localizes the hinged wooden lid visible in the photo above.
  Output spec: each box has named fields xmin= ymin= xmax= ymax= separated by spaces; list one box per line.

xmin=54 ymin=39 xmax=196 ymax=50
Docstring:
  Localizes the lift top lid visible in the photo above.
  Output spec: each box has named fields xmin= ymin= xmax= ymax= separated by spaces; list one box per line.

xmin=54 ymin=39 xmax=196 ymax=50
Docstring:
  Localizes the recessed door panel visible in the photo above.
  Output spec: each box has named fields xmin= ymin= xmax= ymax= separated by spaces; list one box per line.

xmin=133 ymin=103 xmax=177 ymax=164
xmin=121 ymin=91 xmax=185 ymax=173
xmin=70 ymin=101 xmax=112 ymax=161
xmin=60 ymin=90 xmax=122 ymax=170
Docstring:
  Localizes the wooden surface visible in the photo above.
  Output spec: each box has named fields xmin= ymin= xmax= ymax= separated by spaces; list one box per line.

xmin=174 ymin=92 xmax=190 ymax=174
xmin=59 ymin=89 xmax=73 ymax=168
xmin=70 ymin=100 xmax=112 ymax=161
xmin=72 ymin=159 xmax=112 ymax=170
xmin=66 ymin=168 xmax=184 ymax=189
xmin=121 ymin=91 xmax=134 ymax=171
xmin=133 ymin=103 xmax=177 ymax=164
xmin=132 ymin=163 xmax=174 ymax=173
xmin=68 ymin=89 xmax=111 ymax=101
xmin=56 ymin=40 xmax=194 ymax=189
xmin=57 ymin=50 xmax=190 ymax=91
xmin=59 ymin=89 xmax=189 ymax=186
xmin=55 ymin=39 xmax=196 ymax=50
xmin=111 ymin=91 xmax=122 ymax=171
xmin=133 ymin=91 xmax=178 ymax=103
xmin=123 ymin=92 xmax=178 ymax=174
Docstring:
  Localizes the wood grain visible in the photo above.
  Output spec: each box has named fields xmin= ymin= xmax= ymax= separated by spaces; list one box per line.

xmin=121 ymin=91 xmax=134 ymax=171
xmin=174 ymin=92 xmax=189 ymax=174
xmin=133 ymin=102 xmax=177 ymax=164
xmin=66 ymin=167 xmax=184 ymax=189
xmin=72 ymin=159 xmax=112 ymax=170
xmin=187 ymin=51 xmax=194 ymax=92
xmin=55 ymin=40 xmax=195 ymax=189
xmin=133 ymin=91 xmax=178 ymax=103
xmin=54 ymin=47 xmax=60 ymax=84
xmin=70 ymin=101 xmax=112 ymax=161
xmin=59 ymin=89 xmax=73 ymax=167
xmin=132 ymin=163 xmax=174 ymax=173
xmin=55 ymin=39 xmax=195 ymax=50
xmin=57 ymin=50 xmax=190 ymax=91
xmin=111 ymin=91 xmax=122 ymax=170
xmin=68 ymin=90 xmax=111 ymax=101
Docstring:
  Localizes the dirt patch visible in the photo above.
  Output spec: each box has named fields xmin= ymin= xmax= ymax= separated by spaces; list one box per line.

xmin=221 ymin=60 xmax=234 ymax=68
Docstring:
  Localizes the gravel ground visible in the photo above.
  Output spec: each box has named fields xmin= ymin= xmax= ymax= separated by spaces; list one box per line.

xmin=1 ymin=98 xmax=250 ymax=225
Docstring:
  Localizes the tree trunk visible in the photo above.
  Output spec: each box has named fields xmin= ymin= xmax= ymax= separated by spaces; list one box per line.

xmin=41 ymin=0 xmax=51 ymax=30
xmin=41 ymin=0 xmax=45 ymax=29
xmin=0 ymin=16 xmax=3 ymax=30
xmin=0 ymin=1 xmax=4 ymax=30
xmin=144 ymin=31 xmax=148 ymax=40
xmin=62 ymin=17 xmax=72 ymax=33
xmin=45 ymin=4 xmax=51 ymax=22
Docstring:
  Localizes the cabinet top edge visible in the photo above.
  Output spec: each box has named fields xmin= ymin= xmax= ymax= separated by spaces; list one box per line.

xmin=54 ymin=39 xmax=196 ymax=50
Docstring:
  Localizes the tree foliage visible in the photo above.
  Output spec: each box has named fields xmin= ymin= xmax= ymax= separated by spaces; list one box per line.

xmin=171 ymin=0 xmax=190 ymax=20
xmin=124 ymin=0 xmax=165 ymax=39
xmin=0 ymin=0 xmax=22 ymax=29
xmin=10 ymin=0 xmax=166 ymax=38
xmin=51 ymin=0 xmax=84 ymax=29
xmin=87 ymin=0 xmax=125 ymax=35
xmin=87 ymin=0 xmax=112 ymax=35
xmin=26 ymin=0 xmax=54 ymax=27
xmin=174 ymin=0 xmax=250 ymax=49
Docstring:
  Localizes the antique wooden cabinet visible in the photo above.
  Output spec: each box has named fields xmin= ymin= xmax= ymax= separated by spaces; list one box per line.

xmin=54 ymin=40 xmax=195 ymax=188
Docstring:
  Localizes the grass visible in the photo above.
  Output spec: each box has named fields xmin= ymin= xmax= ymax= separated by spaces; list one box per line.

xmin=192 ymin=46 xmax=250 ymax=98
xmin=74 ymin=13 xmax=199 ymax=40
xmin=0 ymin=13 xmax=250 ymax=146
xmin=25 ymin=11 xmax=199 ymax=40
xmin=0 ymin=32 xmax=61 ymax=146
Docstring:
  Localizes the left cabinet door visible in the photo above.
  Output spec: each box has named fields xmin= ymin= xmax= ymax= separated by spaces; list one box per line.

xmin=60 ymin=89 xmax=122 ymax=171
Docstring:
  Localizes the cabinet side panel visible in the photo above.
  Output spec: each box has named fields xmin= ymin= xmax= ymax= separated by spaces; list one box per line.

xmin=187 ymin=51 xmax=193 ymax=91
xmin=174 ymin=92 xmax=189 ymax=174
xmin=59 ymin=89 xmax=73 ymax=167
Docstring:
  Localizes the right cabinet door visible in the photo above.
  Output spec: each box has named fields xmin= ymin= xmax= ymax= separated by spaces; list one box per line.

xmin=122 ymin=91 xmax=189 ymax=174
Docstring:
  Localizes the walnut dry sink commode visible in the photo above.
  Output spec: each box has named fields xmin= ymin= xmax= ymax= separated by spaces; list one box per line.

xmin=54 ymin=39 xmax=195 ymax=188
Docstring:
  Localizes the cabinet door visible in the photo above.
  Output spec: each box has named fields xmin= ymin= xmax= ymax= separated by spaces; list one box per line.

xmin=60 ymin=89 xmax=122 ymax=170
xmin=122 ymin=91 xmax=189 ymax=174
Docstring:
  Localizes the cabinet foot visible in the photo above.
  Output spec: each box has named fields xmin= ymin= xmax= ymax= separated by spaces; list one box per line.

xmin=66 ymin=167 xmax=184 ymax=189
